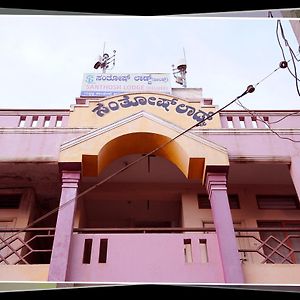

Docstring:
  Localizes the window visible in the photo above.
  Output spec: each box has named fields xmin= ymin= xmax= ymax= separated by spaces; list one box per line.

xmin=257 ymin=221 xmax=300 ymax=264
xmin=257 ymin=195 xmax=299 ymax=209
xmin=198 ymin=194 xmax=240 ymax=209
xmin=0 ymin=194 xmax=21 ymax=209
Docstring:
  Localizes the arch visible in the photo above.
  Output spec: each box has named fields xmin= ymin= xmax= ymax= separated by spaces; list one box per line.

xmin=82 ymin=132 xmax=205 ymax=180
xmin=60 ymin=110 xmax=229 ymax=183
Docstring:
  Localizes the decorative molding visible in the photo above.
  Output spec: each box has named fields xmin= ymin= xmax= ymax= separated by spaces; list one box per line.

xmin=0 ymin=128 xmax=91 ymax=134
xmin=192 ymin=128 xmax=300 ymax=135
xmin=60 ymin=110 xmax=228 ymax=154
xmin=220 ymin=110 xmax=300 ymax=115
xmin=229 ymin=155 xmax=291 ymax=163
xmin=0 ymin=110 xmax=69 ymax=116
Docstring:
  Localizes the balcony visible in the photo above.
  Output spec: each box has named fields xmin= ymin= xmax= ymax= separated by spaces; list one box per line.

xmin=1 ymin=227 xmax=300 ymax=283
xmin=0 ymin=111 xmax=69 ymax=128
xmin=219 ymin=111 xmax=300 ymax=129
xmin=67 ymin=229 xmax=223 ymax=283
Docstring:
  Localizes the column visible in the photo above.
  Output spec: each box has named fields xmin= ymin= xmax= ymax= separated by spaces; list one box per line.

xmin=290 ymin=156 xmax=300 ymax=201
xmin=205 ymin=172 xmax=244 ymax=283
xmin=48 ymin=170 xmax=81 ymax=281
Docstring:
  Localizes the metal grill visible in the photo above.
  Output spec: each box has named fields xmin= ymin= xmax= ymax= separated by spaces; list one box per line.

xmin=236 ymin=228 xmax=300 ymax=264
xmin=0 ymin=228 xmax=55 ymax=265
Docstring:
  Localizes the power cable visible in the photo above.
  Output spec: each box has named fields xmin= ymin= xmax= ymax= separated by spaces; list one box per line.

xmin=0 ymin=85 xmax=255 ymax=246
xmin=276 ymin=20 xmax=300 ymax=96
xmin=3 ymin=19 xmax=300 ymax=244
xmin=235 ymin=99 xmax=300 ymax=143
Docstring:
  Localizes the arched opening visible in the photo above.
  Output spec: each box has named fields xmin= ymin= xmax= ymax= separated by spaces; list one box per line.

xmin=76 ymin=132 xmax=206 ymax=229
xmin=77 ymin=153 xmax=190 ymax=229
xmin=82 ymin=132 xmax=205 ymax=181
xmin=60 ymin=127 xmax=229 ymax=230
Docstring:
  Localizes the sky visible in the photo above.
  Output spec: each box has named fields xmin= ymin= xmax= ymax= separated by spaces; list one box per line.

xmin=0 ymin=14 xmax=299 ymax=111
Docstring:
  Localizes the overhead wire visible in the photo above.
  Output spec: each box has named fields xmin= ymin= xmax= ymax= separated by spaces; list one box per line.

xmin=235 ymin=99 xmax=300 ymax=143
xmin=0 ymin=85 xmax=255 ymax=246
xmin=276 ymin=19 xmax=300 ymax=96
xmin=2 ymin=18 xmax=300 ymax=246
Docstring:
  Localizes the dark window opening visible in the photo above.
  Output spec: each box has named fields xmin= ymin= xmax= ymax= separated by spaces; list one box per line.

xmin=0 ymin=194 xmax=22 ymax=209
xmin=257 ymin=195 xmax=299 ymax=209
xmin=82 ymin=239 xmax=93 ymax=264
xmin=198 ymin=194 xmax=240 ymax=209
xmin=99 ymin=239 xmax=108 ymax=263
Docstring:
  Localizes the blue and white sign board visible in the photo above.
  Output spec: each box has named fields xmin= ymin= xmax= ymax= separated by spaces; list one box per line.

xmin=80 ymin=73 xmax=171 ymax=97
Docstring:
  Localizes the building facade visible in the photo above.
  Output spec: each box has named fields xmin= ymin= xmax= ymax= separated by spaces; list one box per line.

xmin=1 ymin=85 xmax=300 ymax=285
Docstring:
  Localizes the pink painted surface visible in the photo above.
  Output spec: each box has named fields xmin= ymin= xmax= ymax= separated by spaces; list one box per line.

xmin=48 ymin=171 xmax=80 ymax=281
xmin=67 ymin=233 xmax=224 ymax=283
xmin=0 ymin=116 xmax=20 ymax=127
xmin=205 ymin=173 xmax=244 ymax=283
xmin=0 ymin=133 xmax=80 ymax=161
xmin=220 ymin=111 xmax=300 ymax=129
xmin=0 ymin=109 xmax=299 ymax=162
xmin=0 ymin=111 xmax=69 ymax=128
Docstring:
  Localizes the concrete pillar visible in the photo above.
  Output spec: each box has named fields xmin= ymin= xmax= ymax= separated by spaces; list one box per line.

xmin=205 ymin=172 xmax=244 ymax=283
xmin=290 ymin=156 xmax=300 ymax=201
xmin=48 ymin=170 xmax=80 ymax=281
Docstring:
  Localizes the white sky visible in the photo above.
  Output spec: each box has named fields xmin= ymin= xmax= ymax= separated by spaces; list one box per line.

xmin=0 ymin=15 xmax=299 ymax=110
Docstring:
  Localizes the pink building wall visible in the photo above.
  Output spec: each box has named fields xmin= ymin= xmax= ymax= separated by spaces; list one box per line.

xmin=1 ymin=110 xmax=299 ymax=162
xmin=67 ymin=233 xmax=224 ymax=283
xmin=1 ymin=106 xmax=300 ymax=283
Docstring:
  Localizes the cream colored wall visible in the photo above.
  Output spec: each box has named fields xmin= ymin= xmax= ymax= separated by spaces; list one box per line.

xmin=73 ymin=197 xmax=87 ymax=228
xmin=243 ymin=264 xmax=300 ymax=284
xmin=0 ymin=265 xmax=49 ymax=281
xmin=68 ymin=93 xmax=221 ymax=129
xmin=0 ymin=188 xmax=36 ymax=228
xmin=60 ymin=114 xmax=228 ymax=166
xmin=181 ymin=184 xmax=298 ymax=228
xmin=0 ymin=188 xmax=37 ymax=264
xmin=181 ymin=183 xmax=299 ymax=265
xmin=181 ymin=193 xmax=202 ymax=228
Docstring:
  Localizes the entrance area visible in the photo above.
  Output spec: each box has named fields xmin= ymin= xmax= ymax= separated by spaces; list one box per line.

xmin=77 ymin=154 xmax=188 ymax=229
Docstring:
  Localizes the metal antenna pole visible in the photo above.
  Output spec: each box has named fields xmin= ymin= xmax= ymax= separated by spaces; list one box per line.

xmin=102 ymin=42 xmax=106 ymax=73
xmin=182 ymin=47 xmax=187 ymax=88
xmin=103 ymin=42 xmax=106 ymax=56
xmin=172 ymin=47 xmax=187 ymax=88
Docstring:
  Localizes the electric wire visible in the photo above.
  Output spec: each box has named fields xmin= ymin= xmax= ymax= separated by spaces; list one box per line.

xmin=267 ymin=111 xmax=300 ymax=124
xmin=276 ymin=20 xmax=300 ymax=96
xmin=235 ymin=99 xmax=300 ymax=143
xmin=0 ymin=87 xmax=254 ymax=246
xmin=2 ymin=20 xmax=300 ymax=245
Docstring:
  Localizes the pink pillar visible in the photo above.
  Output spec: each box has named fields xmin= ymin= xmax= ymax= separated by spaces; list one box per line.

xmin=290 ymin=156 xmax=300 ymax=201
xmin=205 ymin=172 xmax=244 ymax=283
xmin=48 ymin=170 xmax=80 ymax=281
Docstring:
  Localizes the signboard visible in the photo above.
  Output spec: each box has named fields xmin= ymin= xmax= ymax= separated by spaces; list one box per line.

xmin=92 ymin=93 xmax=214 ymax=127
xmin=80 ymin=73 xmax=171 ymax=97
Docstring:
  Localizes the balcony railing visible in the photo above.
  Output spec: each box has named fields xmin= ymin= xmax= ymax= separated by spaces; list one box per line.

xmin=0 ymin=228 xmax=55 ymax=265
xmin=0 ymin=111 xmax=69 ymax=128
xmin=219 ymin=111 xmax=300 ymax=129
xmin=1 ymin=227 xmax=300 ymax=265
xmin=68 ymin=229 xmax=224 ymax=283
xmin=235 ymin=227 xmax=300 ymax=264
